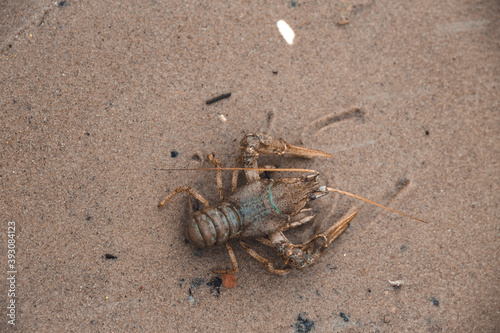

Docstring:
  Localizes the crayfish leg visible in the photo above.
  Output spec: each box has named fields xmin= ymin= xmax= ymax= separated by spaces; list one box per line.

xmin=213 ymin=243 xmax=240 ymax=275
xmin=158 ymin=186 xmax=210 ymax=208
xmin=239 ymin=240 xmax=289 ymax=275
xmin=208 ymin=153 xmax=224 ymax=201
xmin=231 ymin=169 xmax=239 ymax=193
xmin=279 ymin=214 xmax=316 ymax=232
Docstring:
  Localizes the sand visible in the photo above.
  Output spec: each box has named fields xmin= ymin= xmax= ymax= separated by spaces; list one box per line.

xmin=1 ymin=1 xmax=499 ymax=332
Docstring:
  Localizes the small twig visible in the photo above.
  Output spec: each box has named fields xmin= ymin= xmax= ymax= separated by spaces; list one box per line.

xmin=38 ymin=10 xmax=49 ymax=26
xmin=206 ymin=93 xmax=231 ymax=105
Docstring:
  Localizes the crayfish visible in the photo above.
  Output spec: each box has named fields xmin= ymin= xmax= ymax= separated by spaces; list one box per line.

xmin=158 ymin=133 xmax=424 ymax=275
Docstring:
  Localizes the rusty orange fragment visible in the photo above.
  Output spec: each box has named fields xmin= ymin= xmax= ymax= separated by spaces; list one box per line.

xmin=221 ymin=273 xmax=237 ymax=288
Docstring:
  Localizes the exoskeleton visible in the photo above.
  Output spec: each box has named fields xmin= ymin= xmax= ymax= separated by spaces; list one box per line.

xmin=158 ymin=133 xmax=358 ymax=275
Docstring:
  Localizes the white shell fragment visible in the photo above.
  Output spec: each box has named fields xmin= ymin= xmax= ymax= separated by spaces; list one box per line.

xmin=277 ymin=20 xmax=295 ymax=45
xmin=217 ymin=114 xmax=227 ymax=123
xmin=388 ymin=280 xmax=404 ymax=287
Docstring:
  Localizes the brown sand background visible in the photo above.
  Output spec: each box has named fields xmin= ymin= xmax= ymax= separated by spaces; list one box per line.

xmin=1 ymin=1 xmax=499 ymax=332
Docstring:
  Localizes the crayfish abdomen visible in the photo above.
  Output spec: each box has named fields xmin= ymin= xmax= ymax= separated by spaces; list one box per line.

xmin=187 ymin=203 xmax=243 ymax=249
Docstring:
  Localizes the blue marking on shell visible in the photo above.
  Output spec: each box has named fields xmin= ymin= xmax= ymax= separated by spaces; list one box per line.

xmin=268 ymin=182 xmax=287 ymax=216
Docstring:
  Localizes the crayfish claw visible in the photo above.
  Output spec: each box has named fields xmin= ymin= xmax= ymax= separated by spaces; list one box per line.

xmin=270 ymin=210 xmax=357 ymax=269
xmin=316 ymin=211 xmax=357 ymax=247
xmin=281 ymin=142 xmax=333 ymax=159
xmin=239 ymin=133 xmax=332 ymax=183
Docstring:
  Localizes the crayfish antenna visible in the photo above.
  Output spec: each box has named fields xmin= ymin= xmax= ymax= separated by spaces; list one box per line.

xmin=156 ymin=167 xmax=318 ymax=173
xmin=324 ymin=187 xmax=427 ymax=224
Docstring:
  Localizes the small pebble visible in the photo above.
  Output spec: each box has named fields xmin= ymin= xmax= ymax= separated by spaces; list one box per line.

xmin=340 ymin=312 xmax=349 ymax=322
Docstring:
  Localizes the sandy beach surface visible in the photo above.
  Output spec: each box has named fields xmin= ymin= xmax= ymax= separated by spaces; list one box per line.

xmin=1 ymin=1 xmax=499 ymax=332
